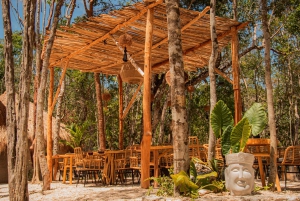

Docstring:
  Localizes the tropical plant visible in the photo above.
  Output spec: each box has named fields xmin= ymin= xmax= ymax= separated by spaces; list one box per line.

xmin=210 ymin=100 xmax=267 ymax=155
xmin=60 ymin=122 xmax=89 ymax=149
xmin=170 ymin=157 xmax=223 ymax=198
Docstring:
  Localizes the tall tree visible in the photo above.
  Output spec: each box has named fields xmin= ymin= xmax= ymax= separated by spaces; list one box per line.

xmin=36 ymin=0 xmax=64 ymax=190
xmin=53 ymin=0 xmax=77 ymax=156
xmin=261 ymin=0 xmax=278 ymax=190
xmin=207 ymin=0 xmax=218 ymax=161
xmin=2 ymin=0 xmax=18 ymax=198
xmin=2 ymin=0 xmax=36 ymax=199
xmin=166 ymin=0 xmax=189 ymax=189
xmin=82 ymin=0 xmax=106 ymax=150
xmin=32 ymin=0 xmax=42 ymax=183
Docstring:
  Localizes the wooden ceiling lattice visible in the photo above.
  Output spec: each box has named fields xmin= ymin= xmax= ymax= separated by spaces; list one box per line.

xmin=48 ymin=1 xmax=247 ymax=75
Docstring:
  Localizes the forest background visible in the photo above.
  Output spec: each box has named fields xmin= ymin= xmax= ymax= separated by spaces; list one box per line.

xmin=1 ymin=0 xmax=300 ymax=152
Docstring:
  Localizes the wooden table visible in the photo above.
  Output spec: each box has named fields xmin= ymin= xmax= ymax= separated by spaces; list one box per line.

xmin=246 ymin=139 xmax=281 ymax=192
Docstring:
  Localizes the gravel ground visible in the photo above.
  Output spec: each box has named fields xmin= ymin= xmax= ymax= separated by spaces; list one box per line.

xmin=1 ymin=179 xmax=300 ymax=201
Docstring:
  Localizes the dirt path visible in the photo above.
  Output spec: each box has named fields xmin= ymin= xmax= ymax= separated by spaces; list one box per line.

xmin=1 ymin=180 xmax=300 ymax=201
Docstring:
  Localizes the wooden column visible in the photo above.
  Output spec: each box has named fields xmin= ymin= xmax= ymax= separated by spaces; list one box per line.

xmin=141 ymin=8 xmax=154 ymax=189
xmin=47 ymin=60 xmax=69 ymax=181
xmin=47 ymin=67 xmax=54 ymax=181
xmin=231 ymin=26 xmax=242 ymax=124
xmin=118 ymin=75 xmax=124 ymax=150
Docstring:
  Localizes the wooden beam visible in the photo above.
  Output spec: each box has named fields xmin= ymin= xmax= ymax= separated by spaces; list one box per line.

xmin=152 ymin=22 xmax=249 ymax=69
xmin=109 ymin=35 xmax=144 ymax=76
xmin=118 ymin=75 xmax=124 ymax=150
xmin=214 ymin=68 xmax=233 ymax=84
xmin=99 ymin=6 xmax=210 ymax=71
xmin=134 ymin=6 xmax=210 ymax=57
xmin=197 ymin=55 xmax=233 ymax=84
xmin=47 ymin=60 xmax=69 ymax=182
xmin=49 ymin=0 xmax=163 ymax=68
xmin=51 ymin=62 xmax=68 ymax=109
xmin=121 ymin=81 xmax=143 ymax=120
xmin=141 ymin=8 xmax=153 ymax=189
xmin=47 ymin=67 xmax=54 ymax=182
xmin=231 ymin=26 xmax=242 ymax=125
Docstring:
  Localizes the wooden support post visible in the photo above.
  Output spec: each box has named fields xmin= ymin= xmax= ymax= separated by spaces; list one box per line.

xmin=118 ymin=75 xmax=124 ymax=150
xmin=141 ymin=8 xmax=153 ymax=189
xmin=47 ymin=67 xmax=54 ymax=181
xmin=47 ymin=60 xmax=69 ymax=181
xmin=231 ymin=26 xmax=242 ymax=124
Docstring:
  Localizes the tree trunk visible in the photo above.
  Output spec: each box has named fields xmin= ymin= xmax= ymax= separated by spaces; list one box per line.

xmin=94 ymin=73 xmax=106 ymax=151
xmin=83 ymin=0 xmax=106 ymax=151
xmin=261 ymin=0 xmax=278 ymax=190
xmin=36 ymin=0 xmax=64 ymax=190
xmin=53 ymin=0 xmax=76 ymax=156
xmin=11 ymin=0 xmax=36 ymax=199
xmin=2 ymin=0 xmax=18 ymax=198
xmin=32 ymin=0 xmax=42 ymax=183
xmin=159 ymin=92 xmax=170 ymax=144
xmin=207 ymin=0 xmax=218 ymax=161
xmin=166 ymin=0 xmax=189 ymax=180
xmin=53 ymin=80 xmax=65 ymax=155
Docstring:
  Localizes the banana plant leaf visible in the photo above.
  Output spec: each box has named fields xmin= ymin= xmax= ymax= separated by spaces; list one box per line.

xmin=221 ymin=125 xmax=232 ymax=155
xmin=171 ymin=171 xmax=199 ymax=193
xmin=200 ymin=180 xmax=224 ymax=192
xmin=243 ymin=102 xmax=267 ymax=136
xmin=230 ymin=118 xmax=251 ymax=152
xmin=210 ymin=100 xmax=233 ymax=138
xmin=196 ymin=171 xmax=217 ymax=180
xmin=190 ymin=161 xmax=197 ymax=183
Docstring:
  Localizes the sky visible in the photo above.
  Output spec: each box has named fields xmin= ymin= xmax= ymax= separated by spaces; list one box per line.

xmin=0 ymin=0 xmax=86 ymax=39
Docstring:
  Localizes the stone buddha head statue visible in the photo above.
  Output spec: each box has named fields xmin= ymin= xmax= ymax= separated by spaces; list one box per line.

xmin=225 ymin=152 xmax=255 ymax=196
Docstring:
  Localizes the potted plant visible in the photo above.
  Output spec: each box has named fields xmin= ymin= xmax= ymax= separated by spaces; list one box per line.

xmin=210 ymin=100 xmax=267 ymax=195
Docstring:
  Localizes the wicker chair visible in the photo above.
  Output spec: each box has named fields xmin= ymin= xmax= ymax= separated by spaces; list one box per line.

xmin=278 ymin=145 xmax=300 ymax=190
xmin=188 ymin=136 xmax=201 ymax=159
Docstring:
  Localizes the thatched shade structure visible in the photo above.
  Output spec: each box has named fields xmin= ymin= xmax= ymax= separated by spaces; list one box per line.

xmin=45 ymin=0 xmax=247 ymax=188
xmin=47 ymin=3 xmax=246 ymax=75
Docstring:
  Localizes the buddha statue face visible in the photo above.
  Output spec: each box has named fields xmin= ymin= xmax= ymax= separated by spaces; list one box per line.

xmin=225 ymin=163 xmax=254 ymax=196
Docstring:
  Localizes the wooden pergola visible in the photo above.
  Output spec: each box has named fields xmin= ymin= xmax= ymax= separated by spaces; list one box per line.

xmin=46 ymin=0 xmax=247 ymax=188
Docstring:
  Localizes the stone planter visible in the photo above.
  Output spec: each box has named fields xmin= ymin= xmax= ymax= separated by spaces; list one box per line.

xmin=225 ymin=152 xmax=255 ymax=196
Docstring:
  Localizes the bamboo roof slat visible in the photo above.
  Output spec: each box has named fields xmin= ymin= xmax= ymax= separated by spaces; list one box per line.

xmin=47 ymin=1 xmax=247 ymax=75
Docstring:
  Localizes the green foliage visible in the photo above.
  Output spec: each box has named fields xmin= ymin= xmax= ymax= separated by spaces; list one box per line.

xmin=243 ymin=103 xmax=267 ymax=136
xmin=60 ymin=121 xmax=89 ymax=149
xmin=149 ymin=176 xmax=174 ymax=197
xmin=211 ymin=100 xmax=267 ymax=154
xmin=210 ymin=100 xmax=233 ymax=138
xmin=170 ymin=158 xmax=222 ymax=198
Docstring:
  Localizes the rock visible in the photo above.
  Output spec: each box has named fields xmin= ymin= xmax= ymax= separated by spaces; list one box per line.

xmin=142 ymin=195 xmax=165 ymax=201
xmin=198 ymin=189 xmax=211 ymax=195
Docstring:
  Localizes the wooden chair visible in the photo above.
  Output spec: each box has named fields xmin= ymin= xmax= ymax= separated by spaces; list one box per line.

xmin=74 ymin=147 xmax=84 ymax=167
xmin=278 ymin=145 xmax=300 ymax=190
xmin=188 ymin=136 xmax=201 ymax=159
xmin=158 ymin=152 xmax=173 ymax=176
xmin=199 ymin=145 xmax=208 ymax=162
xmin=114 ymin=151 xmax=128 ymax=184
xmin=129 ymin=150 xmax=141 ymax=184
xmin=62 ymin=153 xmax=75 ymax=184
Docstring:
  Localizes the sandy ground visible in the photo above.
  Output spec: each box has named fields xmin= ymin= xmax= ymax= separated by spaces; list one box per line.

xmin=1 ymin=179 xmax=300 ymax=201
